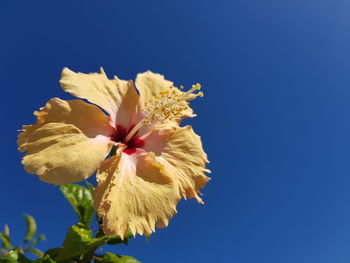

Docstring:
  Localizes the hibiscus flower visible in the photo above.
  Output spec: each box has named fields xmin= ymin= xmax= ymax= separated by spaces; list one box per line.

xmin=17 ymin=68 xmax=210 ymax=238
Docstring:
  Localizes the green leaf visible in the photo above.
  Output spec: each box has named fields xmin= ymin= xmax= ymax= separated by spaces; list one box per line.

xmin=30 ymin=248 xmax=43 ymax=257
xmin=56 ymin=224 xmax=108 ymax=260
xmin=44 ymin=248 xmax=62 ymax=259
xmin=85 ymin=182 xmax=95 ymax=194
xmin=1 ymin=224 xmax=12 ymax=249
xmin=0 ymin=251 xmax=32 ymax=263
xmin=0 ymin=251 xmax=18 ymax=263
xmin=99 ymin=252 xmax=140 ymax=263
xmin=44 ymin=249 xmax=68 ymax=263
xmin=23 ymin=214 xmax=37 ymax=243
xmin=60 ymin=184 xmax=94 ymax=228
xmin=0 ymin=233 xmax=13 ymax=249
xmin=43 ymin=249 xmax=70 ymax=263
xmin=38 ymin=234 xmax=46 ymax=242
xmin=25 ymin=238 xmax=38 ymax=251
xmin=33 ymin=255 xmax=55 ymax=263
xmin=106 ymin=231 xmax=133 ymax=245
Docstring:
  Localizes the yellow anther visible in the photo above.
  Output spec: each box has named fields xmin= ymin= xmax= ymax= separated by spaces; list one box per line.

xmin=124 ymin=83 xmax=203 ymax=143
xmin=192 ymin=83 xmax=201 ymax=90
xmin=143 ymin=83 xmax=203 ymax=124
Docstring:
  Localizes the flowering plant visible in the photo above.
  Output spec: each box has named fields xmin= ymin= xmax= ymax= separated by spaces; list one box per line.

xmin=2 ymin=68 xmax=210 ymax=263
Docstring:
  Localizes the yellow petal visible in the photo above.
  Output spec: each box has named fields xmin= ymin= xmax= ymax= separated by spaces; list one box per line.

xmin=60 ymin=68 xmax=140 ymax=126
xmin=135 ymin=71 xmax=196 ymax=122
xmin=18 ymin=98 xmax=114 ymax=184
xmin=145 ymin=125 xmax=210 ymax=203
xmin=135 ymin=71 xmax=173 ymax=103
xmin=93 ymin=150 xmax=180 ymax=238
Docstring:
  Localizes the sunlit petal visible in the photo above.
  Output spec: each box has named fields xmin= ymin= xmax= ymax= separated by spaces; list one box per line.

xmin=143 ymin=125 xmax=210 ymax=203
xmin=135 ymin=71 xmax=196 ymax=122
xmin=94 ymin=150 xmax=180 ymax=238
xmin=18 ymin=98 xmax=114 ymax=184
xmin=60 ymin=68 xmax=140 ymax=125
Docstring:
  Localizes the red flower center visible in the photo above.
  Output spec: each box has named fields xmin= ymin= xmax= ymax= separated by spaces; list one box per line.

xmin=111 ymin=125 xmax=145 ymax=155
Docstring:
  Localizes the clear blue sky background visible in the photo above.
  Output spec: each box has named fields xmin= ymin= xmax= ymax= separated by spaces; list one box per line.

xmin=1 ymin=0 xmax=350 ymax=262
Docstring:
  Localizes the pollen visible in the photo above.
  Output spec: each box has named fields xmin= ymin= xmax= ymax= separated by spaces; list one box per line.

xmin=142 ymin=83 xmax=203 ymax=125
xmin=124 ymin=83 xmax=203 ymax=143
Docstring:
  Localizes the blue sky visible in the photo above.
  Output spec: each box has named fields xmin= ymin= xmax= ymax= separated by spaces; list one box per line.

xmin=2 ymin=0 xmax=350 ymax=262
